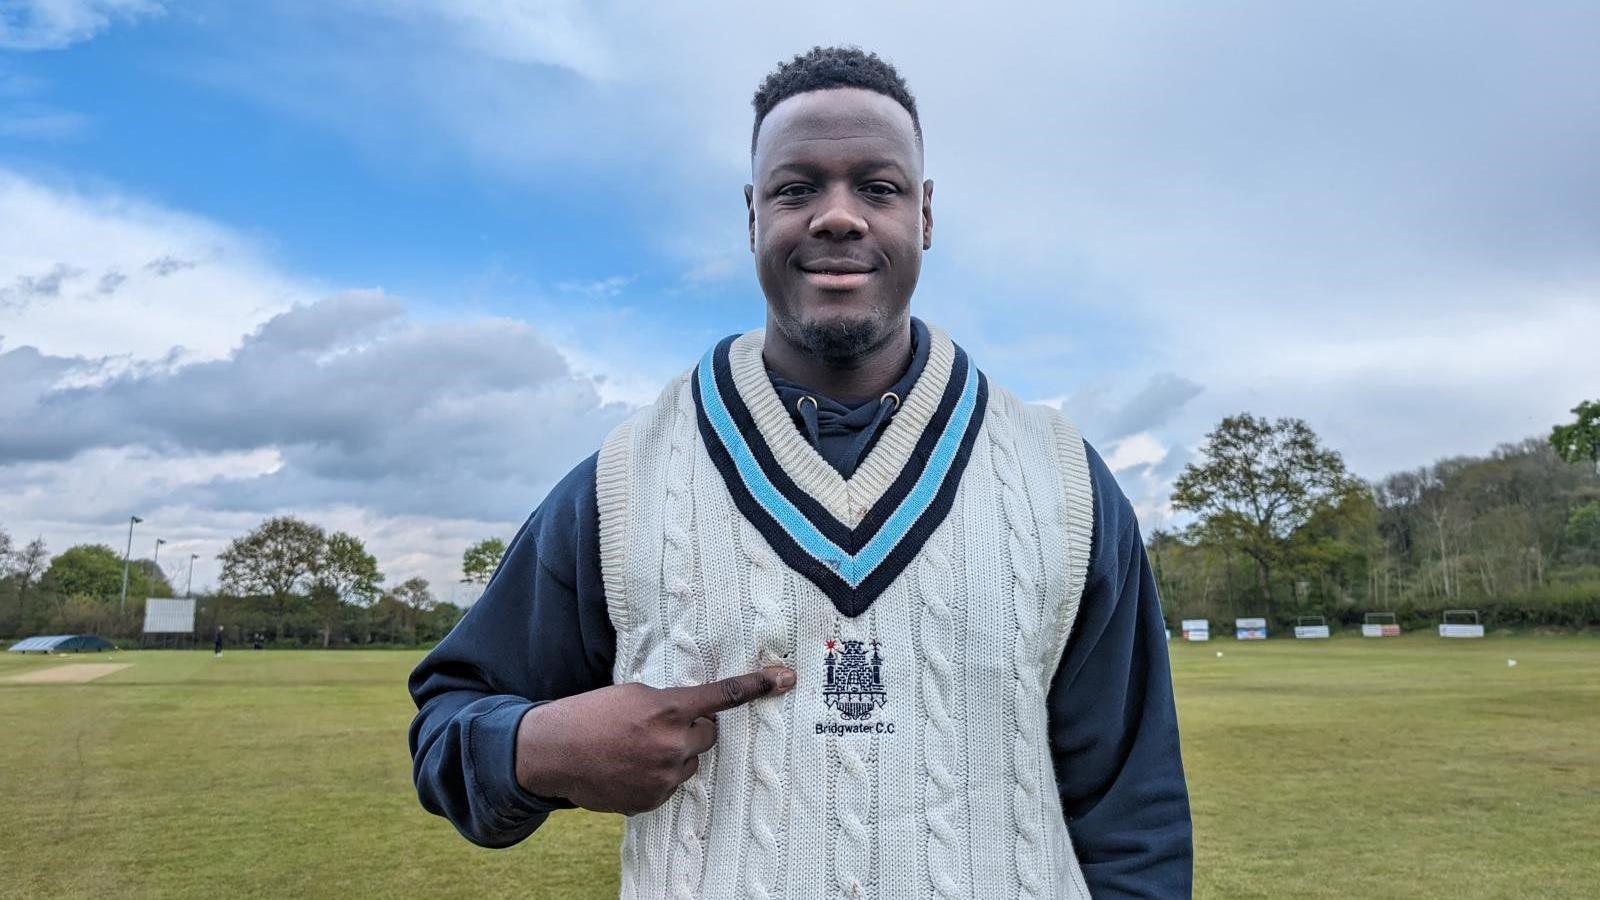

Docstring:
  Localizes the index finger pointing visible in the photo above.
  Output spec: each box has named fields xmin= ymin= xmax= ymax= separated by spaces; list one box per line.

xmin=670 ymin=666 xmax=796 ymax=718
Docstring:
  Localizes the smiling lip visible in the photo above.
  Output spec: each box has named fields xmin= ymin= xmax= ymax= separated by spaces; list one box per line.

xmin=799 ymin=259 xmax=875 ymax=290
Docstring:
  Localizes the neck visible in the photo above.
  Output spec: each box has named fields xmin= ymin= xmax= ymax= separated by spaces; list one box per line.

xmin=761 ymin=314 xmax=914 ymax=405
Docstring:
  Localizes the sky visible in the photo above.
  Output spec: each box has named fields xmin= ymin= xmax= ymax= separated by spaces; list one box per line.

xmin=2 ymin=0 xmax=1597 ymax=601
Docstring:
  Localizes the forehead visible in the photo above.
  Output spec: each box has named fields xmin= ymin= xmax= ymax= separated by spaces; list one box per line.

xmin=753 ymin=87 xmax=921 ymax=177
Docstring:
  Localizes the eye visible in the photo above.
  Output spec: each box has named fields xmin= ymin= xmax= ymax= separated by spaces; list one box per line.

xmin=861 ymin=182 xmax=899 ymax=196
xmin=776 ymin=184 xmax=814 ymax=198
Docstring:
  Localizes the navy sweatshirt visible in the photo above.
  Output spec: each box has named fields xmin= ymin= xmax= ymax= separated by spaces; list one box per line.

xmin=409 ymin=340 xmax=1193 ymax=899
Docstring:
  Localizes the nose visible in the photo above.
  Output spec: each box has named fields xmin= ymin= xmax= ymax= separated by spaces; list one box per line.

xmin=809 ymin=186 xmax=867 ymax=240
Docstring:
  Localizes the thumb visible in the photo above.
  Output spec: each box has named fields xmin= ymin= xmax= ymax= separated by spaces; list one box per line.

xmin=671 ymin=666 xmax=796 ymax=718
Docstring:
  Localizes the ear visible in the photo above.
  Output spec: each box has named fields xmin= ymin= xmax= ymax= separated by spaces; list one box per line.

xmin=921 ymin=179 xmax=935 ymax=250
xmin=744 ymin=184 xmax=756 ymax=253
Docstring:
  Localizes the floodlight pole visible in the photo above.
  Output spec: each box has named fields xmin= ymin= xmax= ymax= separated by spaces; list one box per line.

xmin=120 ymin=515 xmax=143 ymax=615
xmin=186 ymin=553 xmax=199 ymax=599
xmin=154 ymin=537 xmax=166 ymax=569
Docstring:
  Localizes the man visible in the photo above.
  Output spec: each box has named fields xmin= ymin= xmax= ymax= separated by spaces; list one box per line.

xmin=410 ymin=46 xmax=1191 ymax=899
xmin=214 ymin=625 xmax=224 ymax=657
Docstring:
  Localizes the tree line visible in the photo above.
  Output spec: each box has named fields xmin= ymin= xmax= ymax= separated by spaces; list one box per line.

xmin=1154 ymin=401 xmax=1600 ymax=631
xmin=0 ymin=518 xmax=511 ymax=647
xmin=5 ymin=402 xmax=1596 ymax=644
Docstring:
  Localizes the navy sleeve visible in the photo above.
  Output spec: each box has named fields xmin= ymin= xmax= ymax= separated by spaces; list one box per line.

xmin=1047 ymin=441 xmax=1193 ymax=898
xmin=407 ymin=452 xmax=616 ymax=848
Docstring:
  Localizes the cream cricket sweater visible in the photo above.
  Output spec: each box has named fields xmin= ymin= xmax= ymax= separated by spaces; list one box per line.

xmin=595 ymin=324 xmax=1096 ymax=900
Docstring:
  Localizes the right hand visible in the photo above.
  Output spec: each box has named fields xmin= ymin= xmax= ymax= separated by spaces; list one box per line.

xmin=514 ymin=666 xmax=796 ymax=815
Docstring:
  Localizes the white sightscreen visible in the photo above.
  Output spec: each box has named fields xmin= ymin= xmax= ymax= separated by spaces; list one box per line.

xmin=143 ymin=598 xmax=195 ymax=633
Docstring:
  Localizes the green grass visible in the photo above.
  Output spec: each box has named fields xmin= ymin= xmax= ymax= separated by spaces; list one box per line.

xmin=1170 ymin=635 xmax=1598 ymax=899
xmin=1 ymin=636 xmax=1595 ymax=899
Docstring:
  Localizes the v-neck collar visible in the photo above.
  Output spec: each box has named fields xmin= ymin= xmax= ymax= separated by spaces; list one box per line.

xmin=692 ymin=322 xmax=989 ymax=617
xmin=767 ymin=318 xmax=931 ymax=480
xmin=727 ymin=322 xmax=955 ymax=527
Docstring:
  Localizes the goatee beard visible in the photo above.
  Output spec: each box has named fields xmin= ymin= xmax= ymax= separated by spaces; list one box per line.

xmin=788 ymin=313 xmax=891 ymax=363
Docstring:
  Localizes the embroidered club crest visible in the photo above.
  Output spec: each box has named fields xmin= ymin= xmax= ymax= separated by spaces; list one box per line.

xmin=822 ymin=639 xmax=887 ymax=721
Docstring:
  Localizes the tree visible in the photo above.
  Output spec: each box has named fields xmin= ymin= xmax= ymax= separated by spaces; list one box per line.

xmin=11 ymin=537 xmax=46 ymax=603
xmin=218 ymin=516 xmax=326 ymax=642
xmin=1287 ymin=485 xmax=1380 ymax=610
xmin=1566 ymin=501 xmax=1600 ymax=560
xmin=130 ymin=559 xmax=175 ymax=597
xmin=1550 ymin=400 xmax=1600 ymax=475
xmin=461 ymin=537 xmax=507 ymax=587
xmin=388 ymin=577 xmax=436 ymax=644
xmin=1172 ymin=414 xmax=1354 ymax=615
xmin=309 ymin=532 xmax=384 ymax=647
xmin=0 ymin=525 xmax=13 ymax=576
xmin=45 ymin=545 xmax=140 ymax=601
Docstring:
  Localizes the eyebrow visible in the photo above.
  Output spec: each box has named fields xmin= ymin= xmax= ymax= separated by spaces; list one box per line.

xmin=767 ymin=158 xmax=910 ymax=180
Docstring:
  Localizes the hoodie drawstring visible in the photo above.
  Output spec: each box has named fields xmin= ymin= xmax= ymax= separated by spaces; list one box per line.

xmin=794 ymin=391 xmax=900 ymax=478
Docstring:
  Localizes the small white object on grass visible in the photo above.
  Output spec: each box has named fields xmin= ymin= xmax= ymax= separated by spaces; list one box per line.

xmin=1216 ymin=651 xmax=1224 ymax=658
xmin=1507 ymin=659 xmax=1518 ymax=668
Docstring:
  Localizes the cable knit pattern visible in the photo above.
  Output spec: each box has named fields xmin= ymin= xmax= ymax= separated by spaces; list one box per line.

xmin=663 ymin=395 xmax=711 ymax=900
xmin=741 ymin=520 xmax=790 ymax=900
xmin=988 ymin=402 xmax=1051 ymax=898
xmin=915 ymin=525 xmax=965 ymax=899
xmin=592 ymin=327 xmax=1098 ymax=900
xmin=832 ymin=613 xmax=876 ymax=899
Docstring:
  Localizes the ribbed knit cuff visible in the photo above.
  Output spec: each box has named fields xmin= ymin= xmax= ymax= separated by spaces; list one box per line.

xmin=470 ymin=699 xmax=573 ymax=822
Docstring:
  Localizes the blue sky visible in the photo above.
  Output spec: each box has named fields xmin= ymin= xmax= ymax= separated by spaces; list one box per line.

xmin=3 ymin=1 xmax=1598 ymax=598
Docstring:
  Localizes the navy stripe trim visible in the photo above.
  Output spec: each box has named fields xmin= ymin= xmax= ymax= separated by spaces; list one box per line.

xmin=692 ymin=336 xmax=989 ymax=617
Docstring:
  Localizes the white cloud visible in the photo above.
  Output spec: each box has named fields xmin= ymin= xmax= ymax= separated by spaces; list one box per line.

xmin=0 ymin=173 xmax=635 ymax=595
xmin=0 ymin=105 xmax=91 ymax=139
xmin=1103 ymin=432 xmax=1167 ymax=475
xmin=556 ymin=274 xmax=633 ymax=298
xmin=0 ymin=0 xmax=163 ymax=50
xmin=0 ymin=291 xmax=631 ymax=593
xmin=0 ymin=168 xmax=316 ymax=362
xmin=1179 ymin=297 xmax=1600 ymax=482
xmin=356 ymin=0 xmax=620 ymax=82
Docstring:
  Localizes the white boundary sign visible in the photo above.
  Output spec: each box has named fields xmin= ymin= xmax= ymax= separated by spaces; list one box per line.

xmin=143 ymin=598 xmax=196 ymax=634
xmin=1235 ymin=617 xmax=1268 ymax=640
xmin=1294 ymin=616 xmax=1330 ymax=640
xmin=1439 ymin=609 xmax=1485 ymax=638
xmin=1362 ymin=611 xmax=1400 ymax=638
xmin=1181 ymin=619 xmax=1210 ymax=642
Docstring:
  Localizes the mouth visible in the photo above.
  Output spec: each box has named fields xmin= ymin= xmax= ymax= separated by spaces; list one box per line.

xmin=798 ymin=258 xmax=876 ymax=290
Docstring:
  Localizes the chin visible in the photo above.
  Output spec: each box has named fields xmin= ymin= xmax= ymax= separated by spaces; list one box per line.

xmin=789 ymin=304 xmax=892 ymax=362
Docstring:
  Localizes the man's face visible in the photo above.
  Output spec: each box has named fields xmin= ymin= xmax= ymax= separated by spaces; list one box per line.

xmin=746 ymin=87 xmax=933 ymax=360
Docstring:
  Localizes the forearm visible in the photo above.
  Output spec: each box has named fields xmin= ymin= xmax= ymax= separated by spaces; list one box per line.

xmin=409 ymin=692 xmax=562 ymax=848
xmin=405 ymin=452 xmax=617 ymax=846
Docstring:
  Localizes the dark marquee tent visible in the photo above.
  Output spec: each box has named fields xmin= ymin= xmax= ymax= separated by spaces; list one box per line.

xmin=7 ymin=635 xmax=118 ymax=654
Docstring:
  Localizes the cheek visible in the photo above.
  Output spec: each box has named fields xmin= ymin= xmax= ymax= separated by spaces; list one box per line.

xmin=883 ymin=221 xmax=924 ymax=268
xmin=756 ymin=221 xmax=802 ymax=267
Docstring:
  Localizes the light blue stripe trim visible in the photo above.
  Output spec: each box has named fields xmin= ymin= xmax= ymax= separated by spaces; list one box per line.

xmin=697 ymin=347 xmax=979 ymax=587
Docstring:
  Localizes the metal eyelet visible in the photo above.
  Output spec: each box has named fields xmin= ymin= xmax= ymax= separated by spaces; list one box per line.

xmin=880 ymin=391 xmax=901 ymax=409
xmin=796 ymin=395 xmax=819 ymax=415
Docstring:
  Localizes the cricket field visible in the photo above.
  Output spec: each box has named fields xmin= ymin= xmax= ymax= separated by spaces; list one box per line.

xmin=1 ymin=635 xmax=1595 ymax=899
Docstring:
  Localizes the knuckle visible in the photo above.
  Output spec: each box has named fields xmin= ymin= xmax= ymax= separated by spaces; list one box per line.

xmin=657 ymin=693 xmax=684 ymax=719
xmin=719 ymin=678 xmax=745 ymax=708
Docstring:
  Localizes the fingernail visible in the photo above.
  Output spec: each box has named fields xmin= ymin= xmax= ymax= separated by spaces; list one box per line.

xmin=771 ymin=667 xmax=796 ymax=691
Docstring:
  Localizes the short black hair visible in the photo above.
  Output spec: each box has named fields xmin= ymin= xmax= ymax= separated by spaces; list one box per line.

xmin=751 ymin=46 xmax=922 ymax=156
